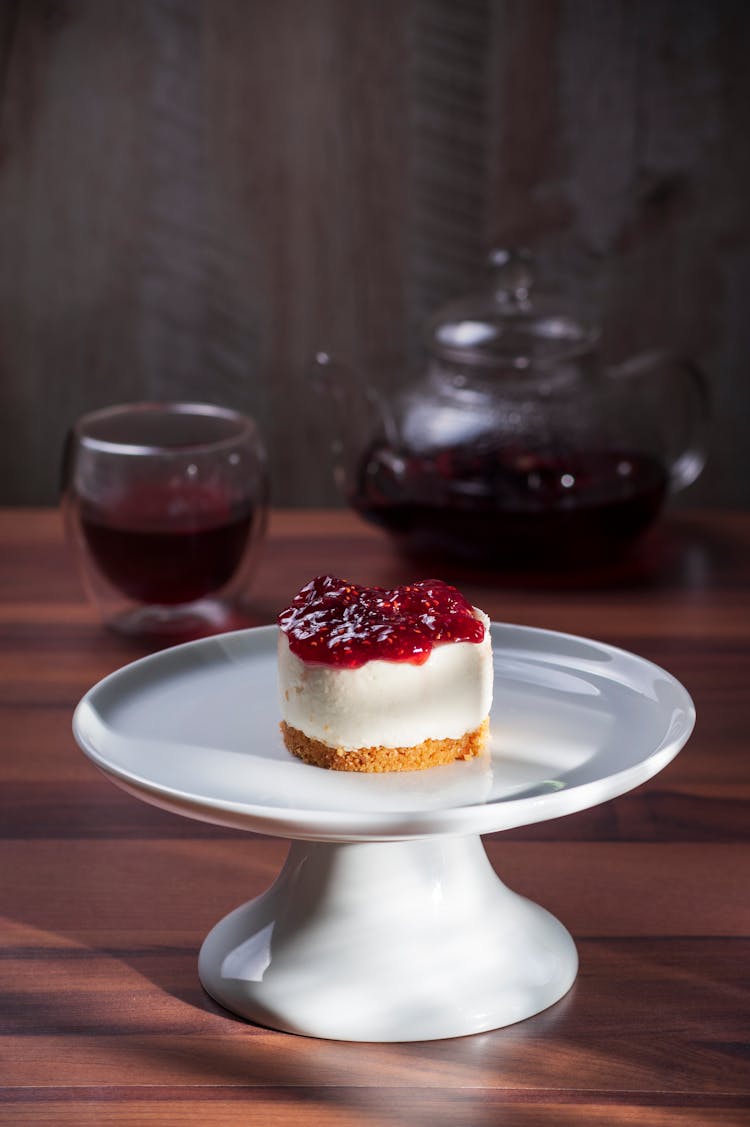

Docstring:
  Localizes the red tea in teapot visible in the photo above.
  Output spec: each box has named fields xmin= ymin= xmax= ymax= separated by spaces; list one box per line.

xmin=314 ymin=248 xmax=706 ymax=569
xmin=351 ymin=441 xmax=668 ymax=567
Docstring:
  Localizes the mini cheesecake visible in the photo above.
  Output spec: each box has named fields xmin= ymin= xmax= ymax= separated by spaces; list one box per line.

xmin=277 ymin=575 xmax=493 ymax=772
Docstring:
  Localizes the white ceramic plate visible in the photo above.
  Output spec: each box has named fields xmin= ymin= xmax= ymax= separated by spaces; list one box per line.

xmin=73 ymin=623 xmax=695 ymax=842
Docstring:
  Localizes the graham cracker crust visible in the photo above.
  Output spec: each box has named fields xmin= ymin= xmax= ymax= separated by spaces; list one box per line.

xmin=280 ymin=718 xmax=489 ymax=773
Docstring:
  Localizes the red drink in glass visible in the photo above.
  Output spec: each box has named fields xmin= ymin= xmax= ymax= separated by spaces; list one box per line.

xmin=63 ymin=403 xmax=267 ymax=636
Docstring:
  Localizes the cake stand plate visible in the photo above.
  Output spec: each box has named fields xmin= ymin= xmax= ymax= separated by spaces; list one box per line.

xmin=73 ymin=624 xmax=694 ymax=1042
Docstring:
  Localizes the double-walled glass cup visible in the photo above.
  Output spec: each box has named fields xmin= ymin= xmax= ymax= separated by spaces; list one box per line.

xmin=62 ymin=403 xmax=268 ymax=638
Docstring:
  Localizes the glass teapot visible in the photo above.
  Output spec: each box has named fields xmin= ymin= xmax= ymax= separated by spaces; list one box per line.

xmin=313 ymin=249 xmax=708 ymax=568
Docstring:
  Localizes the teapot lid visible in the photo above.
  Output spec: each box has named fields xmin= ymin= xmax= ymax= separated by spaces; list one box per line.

xmin=427 ymin=248 xmax=598 ymax=368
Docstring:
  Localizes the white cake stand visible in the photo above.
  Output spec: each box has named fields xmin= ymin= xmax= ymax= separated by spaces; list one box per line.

xmin=73 ymin=624 xmax=694 ymax=1042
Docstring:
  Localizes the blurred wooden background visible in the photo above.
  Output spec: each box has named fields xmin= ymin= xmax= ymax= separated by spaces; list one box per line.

xmin=0 ymin=0 xmax=747 ymax=507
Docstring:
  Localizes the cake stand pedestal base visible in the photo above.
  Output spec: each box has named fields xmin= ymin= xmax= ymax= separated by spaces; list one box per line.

xmin=199 ymin=835 xmax=577 ymax=1042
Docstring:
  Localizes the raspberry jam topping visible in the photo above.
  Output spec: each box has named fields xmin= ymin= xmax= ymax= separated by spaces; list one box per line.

xmin=278 ymin=574 xmax=485 ymax=668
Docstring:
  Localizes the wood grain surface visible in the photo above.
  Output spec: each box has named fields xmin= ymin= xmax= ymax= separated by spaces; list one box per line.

xmin=1 ymin=507 xmax=749 ymax=1125
xmin=0 ymin=0 xmax=748 ymax=509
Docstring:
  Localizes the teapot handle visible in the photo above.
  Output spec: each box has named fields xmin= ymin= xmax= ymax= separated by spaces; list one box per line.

xmin=607 ymin=350 xmax=710 ymax=494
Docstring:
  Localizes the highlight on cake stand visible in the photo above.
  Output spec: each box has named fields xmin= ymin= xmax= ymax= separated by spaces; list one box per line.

xmin=73 ymin=624 xmax=694 ymax=1042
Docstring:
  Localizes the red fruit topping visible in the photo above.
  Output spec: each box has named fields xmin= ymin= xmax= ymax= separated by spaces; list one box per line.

xmin=278 ymin=574 xmax=485 ymax=668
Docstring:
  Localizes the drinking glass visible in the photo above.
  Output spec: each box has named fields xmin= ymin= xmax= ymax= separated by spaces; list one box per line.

xmin=62 ymin=402 xmax=268 ymax=638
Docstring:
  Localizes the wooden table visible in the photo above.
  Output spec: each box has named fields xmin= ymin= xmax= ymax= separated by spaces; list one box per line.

xmin=1 ymin=508 xmax=748 ymax=1126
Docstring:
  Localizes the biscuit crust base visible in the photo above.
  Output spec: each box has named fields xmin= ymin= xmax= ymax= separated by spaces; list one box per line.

xmin=280 ymin=718 xmax=489 ymax=773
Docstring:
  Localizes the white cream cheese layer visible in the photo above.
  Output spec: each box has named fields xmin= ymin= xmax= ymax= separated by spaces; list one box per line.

xmin=278 ymin=610 xmax=493 ymax=750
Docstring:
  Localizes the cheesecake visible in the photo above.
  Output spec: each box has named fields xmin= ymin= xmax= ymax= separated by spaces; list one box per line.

xmin=277 ymin=575 xmax=493 ymax=772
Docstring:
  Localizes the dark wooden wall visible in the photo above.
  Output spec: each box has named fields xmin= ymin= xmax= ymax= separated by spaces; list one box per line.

xmin=0 ymin=0 xmax=748 ymax=506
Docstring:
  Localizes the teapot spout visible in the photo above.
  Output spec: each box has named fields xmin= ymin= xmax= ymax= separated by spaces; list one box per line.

xmin=310 ymin=352 xmax=395 ymax=498
xmin=310 ymin=351 xmax=343 ymax=400
xmin=608 ymin=350 xmax=709 ymax=493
